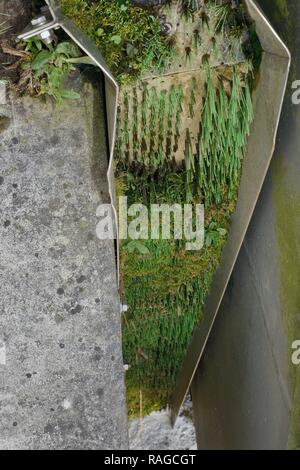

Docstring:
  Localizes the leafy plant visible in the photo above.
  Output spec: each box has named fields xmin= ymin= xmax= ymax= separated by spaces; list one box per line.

xmin=61 ymin=0 xmax=173 ymax=83
xmin=22 ymin=38 xmax=90 ymax=101
xmin=205 ymin=221 xmax=227 ymax=247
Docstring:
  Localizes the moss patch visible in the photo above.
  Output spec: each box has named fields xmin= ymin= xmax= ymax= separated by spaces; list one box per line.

xmin=61 ymin=0 xmax=172 ymax=84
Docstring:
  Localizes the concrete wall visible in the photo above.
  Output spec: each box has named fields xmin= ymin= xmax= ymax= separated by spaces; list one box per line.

xmin=192 ymin=0 xmax=300 ymax=449
xmin=0 ymin=72 xmax=128 ymax=449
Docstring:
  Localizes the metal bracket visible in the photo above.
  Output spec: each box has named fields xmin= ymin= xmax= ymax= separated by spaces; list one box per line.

xmin=18 ymin=4 xmax=59 ymax=44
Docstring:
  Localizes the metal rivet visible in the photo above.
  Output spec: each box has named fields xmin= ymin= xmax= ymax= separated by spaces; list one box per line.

xmin=31 ymin=16 xmax=47 ymax=27
xmin=120 ymin=303 xmax=129 ymax=313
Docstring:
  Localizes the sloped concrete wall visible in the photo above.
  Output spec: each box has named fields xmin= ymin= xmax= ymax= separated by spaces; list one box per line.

xmin=191 ymin=0 xmax=300 ymax=449
xmin=0 ymin=73 xmax=128 ymax=449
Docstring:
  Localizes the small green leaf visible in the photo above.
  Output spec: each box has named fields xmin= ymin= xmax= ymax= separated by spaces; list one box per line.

xmin=21 ymin=62 xmax=31 ymax=70
xmin=59 ymin=89 xmax=81 ymax=100
xmin=217 ymin=228 xmax=227 ymax=236
xmin=31 ymin=50 xmax=52 ymax=70
xmin=96 ymin=27 xmax=105 ymax=37
xmin=125 ymin=241 xmax=136 ymax=254
xmin=35 ymin=38 xmax=43 ymax=51
xmin=25 ymin=37 xmax=43 ymax=53
xmin=126 ymin=43 xmax=138 ymax=58
xmin=136 ymin=242 xmax=150 ymax=255
xmin=110 ymin=35 xmax=122 ymax=45
xmin=124 ymin=240 xmax=150 ymax=255
xmin=205 ymin=234 xmax=212 ymax=247
xmin=55 ymin=41 xmax=80 ymax=58
xmin=67 ymin=56 xmax=95 ymax=65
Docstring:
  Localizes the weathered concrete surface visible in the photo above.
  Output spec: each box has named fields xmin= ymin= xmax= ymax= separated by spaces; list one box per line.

xmin=191 ymin=0 xmax=300 ymax=450
xmin=192 ymin=238 xmax=291 ymax=449
xmin=0 ymin=74 xmax=128 ymax=449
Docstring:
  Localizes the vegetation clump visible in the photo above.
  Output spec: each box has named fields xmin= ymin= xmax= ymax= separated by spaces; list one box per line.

xmin=4 ymin=0 xmax=259 ymax=417
xmin=117 ymin=64 xmax=254 ymax=416
xmin=58 ymin=0 xmax=258 ymax=416
xmin=61 ymin=0 xmax=172 ymax=83
xmin=20 ymin=38 xmax=84 ymax=101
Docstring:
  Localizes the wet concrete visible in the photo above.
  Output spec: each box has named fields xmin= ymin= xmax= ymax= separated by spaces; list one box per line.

xmin=192 ymin=0 xmax=300 ymax=449
xmin=0 ymin=74 xmax=128 ymax=449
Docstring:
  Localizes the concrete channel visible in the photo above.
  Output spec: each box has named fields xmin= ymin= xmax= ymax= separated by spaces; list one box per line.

xmin=1 ymin=0 xmax=298 ymax=451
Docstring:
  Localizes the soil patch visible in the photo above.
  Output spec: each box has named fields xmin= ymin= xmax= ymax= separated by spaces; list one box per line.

xmin=0 ymin=0 xmax=32 ymax=81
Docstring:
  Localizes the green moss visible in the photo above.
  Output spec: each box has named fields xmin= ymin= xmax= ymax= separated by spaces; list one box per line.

xmin=60 ymin=0 xmax=172 ymax=83
xmin=274 ymin=0 xmax=289 ymax=22
xmin=120 ymin=181 xmax=235 ymax=417
xmin=273 ymin=157 xmax=300 ymax=449
xmin=118 ymin=65 xmax=253 ymax=416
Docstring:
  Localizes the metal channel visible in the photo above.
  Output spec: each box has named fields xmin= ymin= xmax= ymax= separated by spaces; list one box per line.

xmin=17 ymin=0 xmax=291 ymax=424
xmin=170 ymin=0 xmax=291 ymax=424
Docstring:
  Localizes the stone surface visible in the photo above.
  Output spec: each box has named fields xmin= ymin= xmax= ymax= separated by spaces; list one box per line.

xmin=0 ymin=74 xmax=128 ymax=449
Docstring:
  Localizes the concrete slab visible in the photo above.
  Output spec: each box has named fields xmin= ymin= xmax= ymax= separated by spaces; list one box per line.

xmin=191 ymin=242 xmax=290 ymax=449
xmin=0 ymin=73 xmax=128 ymax=449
